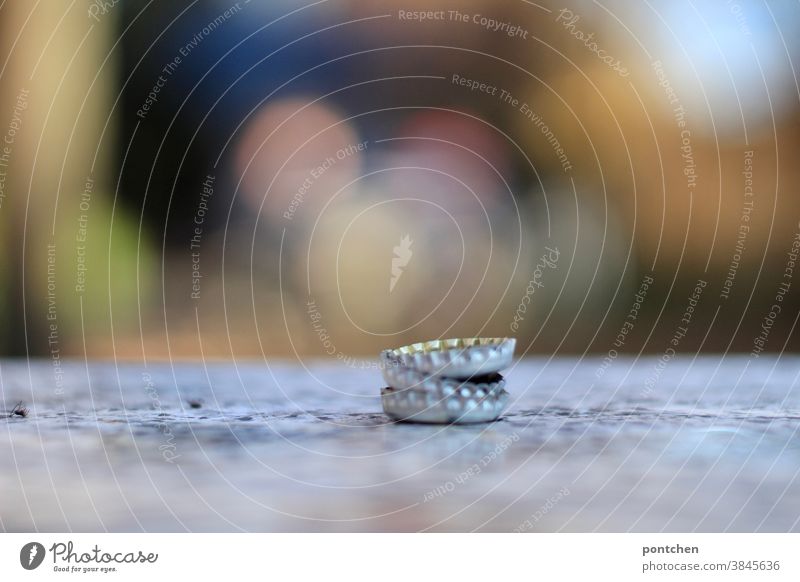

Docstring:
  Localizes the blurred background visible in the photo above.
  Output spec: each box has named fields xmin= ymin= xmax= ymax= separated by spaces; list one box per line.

xmin=0 ymin=0 xmax=798 ymax=361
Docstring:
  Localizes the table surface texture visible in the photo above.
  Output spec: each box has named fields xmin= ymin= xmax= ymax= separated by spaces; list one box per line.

xmin=1 ymin=356 xmax=798 ymax=532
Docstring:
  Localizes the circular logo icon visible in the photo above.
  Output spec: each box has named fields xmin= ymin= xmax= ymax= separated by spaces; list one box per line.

xmin=20 ymin=542 xmax=45 ymax=570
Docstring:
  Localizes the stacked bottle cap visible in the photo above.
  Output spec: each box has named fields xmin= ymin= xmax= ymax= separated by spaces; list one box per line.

xmin=379 ymin=338 xmax=516 ymax=424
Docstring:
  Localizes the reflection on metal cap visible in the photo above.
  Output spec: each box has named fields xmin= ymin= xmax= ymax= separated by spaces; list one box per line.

xmin=381 ymin=385 xmax=510 ymax=424
xmin=380 ymin=337 xmax=516 ymax=380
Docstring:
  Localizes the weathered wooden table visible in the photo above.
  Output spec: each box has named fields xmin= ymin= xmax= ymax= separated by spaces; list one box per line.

xmin=1 ymin=357 xmax=798 ymax=532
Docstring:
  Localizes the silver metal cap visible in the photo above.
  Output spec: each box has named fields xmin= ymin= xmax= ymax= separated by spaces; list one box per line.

xmin=381 ymin=385 xmax=509 ymax=424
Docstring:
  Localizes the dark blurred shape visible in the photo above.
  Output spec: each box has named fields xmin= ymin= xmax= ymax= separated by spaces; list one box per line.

xmin=0 ymin=0 xmax=798 ymax=357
